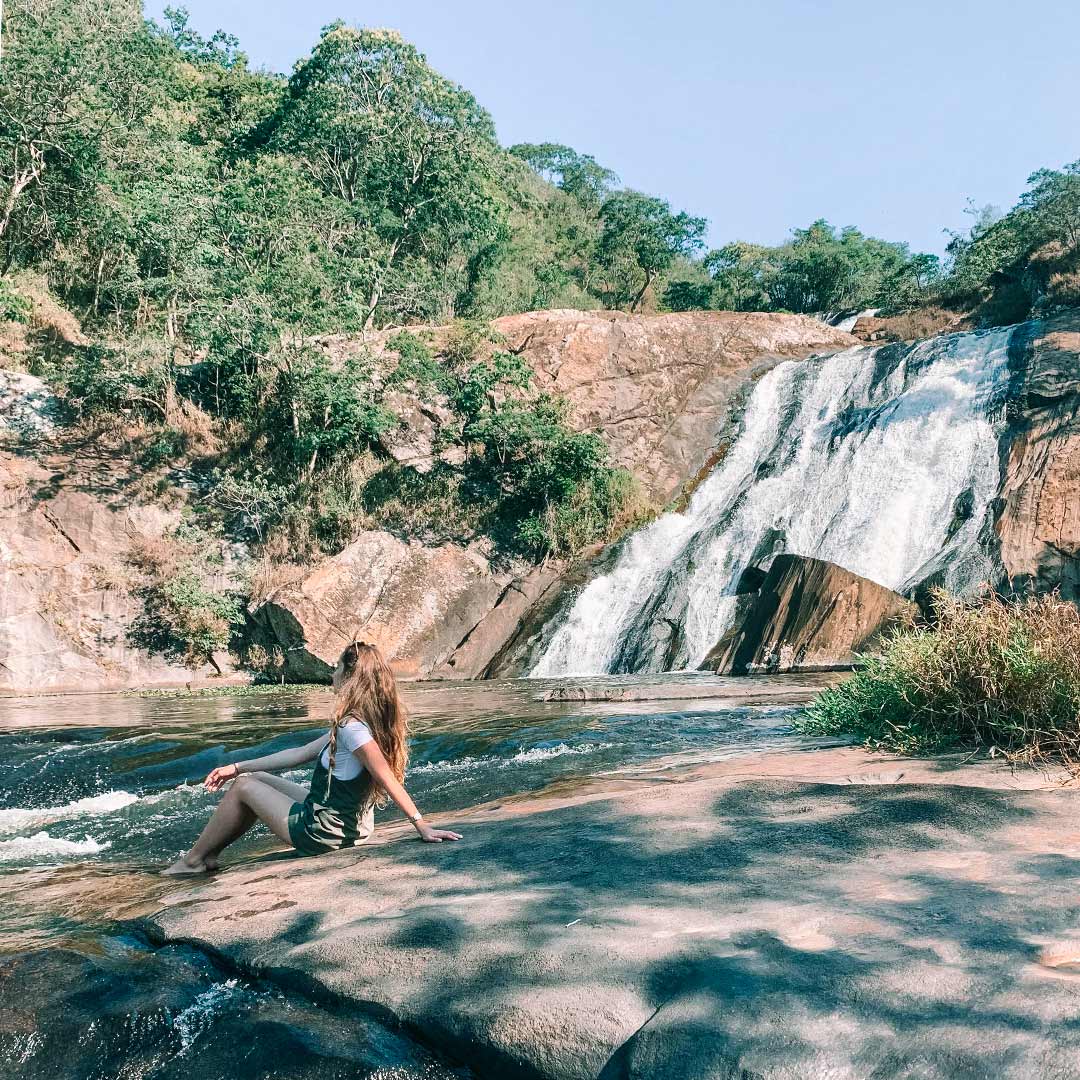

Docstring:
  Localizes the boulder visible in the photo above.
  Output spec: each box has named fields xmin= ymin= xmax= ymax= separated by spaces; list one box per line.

xmin=246 ymin=531 xmax=546 ymax=681
xmin=702 ymin=554 xmax=918 ymax=674
xmin=996 ymin=312 xmax=1080 ymax=603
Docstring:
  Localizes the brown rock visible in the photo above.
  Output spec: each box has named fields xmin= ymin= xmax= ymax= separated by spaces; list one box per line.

xmin=849 ymin=307 xmax=966 ymax=344
xmin=0 ymin=455 xmax=224 ymax=693
xmin=491 ymin=309 xmax=853 ymax=503
xmin=996 ymin=312 xmax=1080 ymax=602
xmin=151 ymin=751 xmax=1080 ymax=1080
xmin=246 ymin=531 xmax=539 ymax=681
xmin=702 ymin=554 xmax=918 ymax=674
xmin=431 ymin=562 xmax=564 ymax=680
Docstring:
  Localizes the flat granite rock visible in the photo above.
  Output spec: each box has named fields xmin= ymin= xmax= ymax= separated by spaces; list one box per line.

xmin=150 ymin=752 xmax=1080 ymax=1079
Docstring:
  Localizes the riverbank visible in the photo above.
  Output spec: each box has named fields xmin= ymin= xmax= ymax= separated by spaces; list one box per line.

xmin=149 ymin=746 xmax=1080 ymax=1079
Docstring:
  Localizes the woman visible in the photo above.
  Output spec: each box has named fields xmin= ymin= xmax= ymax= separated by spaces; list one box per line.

xmin=164 ymin=642 xmax=461 ymax=875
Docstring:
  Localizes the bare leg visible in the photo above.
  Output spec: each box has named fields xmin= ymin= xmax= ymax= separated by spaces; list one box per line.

xmin=199 ymin=773 xmax=308 ymax=869
xmin=163 ymin=776 xmax=298 ymax=875
xmin=243 ymin=770 xmax=309 ymax=803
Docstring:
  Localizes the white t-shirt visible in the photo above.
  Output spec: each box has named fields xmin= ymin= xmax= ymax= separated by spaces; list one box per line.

xmin=320 ymin=718 xmax=373 ymax=780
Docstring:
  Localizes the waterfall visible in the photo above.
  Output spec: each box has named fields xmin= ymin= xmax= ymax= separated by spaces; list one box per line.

xmin=530 ymin=325 xmax=1015 ymax=677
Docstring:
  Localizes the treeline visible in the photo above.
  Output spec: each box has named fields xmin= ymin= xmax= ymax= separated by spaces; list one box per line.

xmin=0 ymin=1 xmax=709 ymax=335
xmin=1 ymin=0 xmax=677 ymax=568
xmin=664 ymin=221 xmax=940 ymax=316
xmin=664 ymin=165 xmax=1080 ymax=322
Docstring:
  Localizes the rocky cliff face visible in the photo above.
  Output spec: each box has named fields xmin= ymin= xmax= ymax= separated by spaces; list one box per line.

xmin=2 ymin=310 xmax=848 ymax=692
xmin=331 ymin=309 xmax=855 ymax=503
xmin=245 ymin=311 xmax=852 ymax=684
xmin=487 ymin=309 xmax=855 ymax=503
xmin=0 ymin=454 xmax=209 ymax=693
xmin=6 ymin=309 xmax=1080 ymax=693
xmin=996 ymin=313 xmax=1080 ymax=602
xmin=245 ymin=532 xmax=560 ymax=682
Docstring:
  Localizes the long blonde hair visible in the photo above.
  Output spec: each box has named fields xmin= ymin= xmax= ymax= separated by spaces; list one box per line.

xmin=327 ymin=642 xmax=409 ymax=808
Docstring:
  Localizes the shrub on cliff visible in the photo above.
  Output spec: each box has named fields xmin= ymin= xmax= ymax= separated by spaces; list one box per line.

xmin=797 ymin=592 xmax=1080 ymax=764
xmin=366 ymin=327 xmax=639 ymax=559
xmin=127 ymin=522 xmax=246 ymax=672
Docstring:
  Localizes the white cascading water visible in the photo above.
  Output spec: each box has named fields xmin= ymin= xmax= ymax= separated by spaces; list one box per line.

xmin=530 ymin=325 xmax=1015 ymax=677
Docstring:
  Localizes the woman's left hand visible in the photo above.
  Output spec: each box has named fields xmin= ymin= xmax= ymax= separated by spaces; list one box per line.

xmin=417 ymin=823 xmax=462 ymax=843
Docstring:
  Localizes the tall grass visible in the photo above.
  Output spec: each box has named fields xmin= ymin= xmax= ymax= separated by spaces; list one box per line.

xmin=797 ymin=592 xmax=1080 ymax=765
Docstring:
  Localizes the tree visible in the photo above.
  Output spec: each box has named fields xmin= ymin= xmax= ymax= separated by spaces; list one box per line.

xmin=259 ymin=24 xmax=507 ymax=326
xmin=0 ymin=0 xmax=168 ymax=262
xmin=509 ymin=143 xmax=617 ymax=209
xmin=703 ymin=242 xmax=773 ymax=311
xmin=596 ymin=191 xmax=706 ymax=310
xmin=701 ymin=223 xmax=937 ymax=314
xmin=1020 ymin=162 xmax=1080 ymax=249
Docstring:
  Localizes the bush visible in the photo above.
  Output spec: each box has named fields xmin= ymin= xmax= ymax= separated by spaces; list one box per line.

xmin=373 ymin=326 xmax=638 ymax=560
xmin=127 ymin=520 xmax=246 ymax=671
xmin=131 ymin=569 xmax=245 ymax=671
xmin=797 ymin=591 xmax=1080 ymax=764
xmin=0 ymin=279 xmax=32 ymax=323
xmin=48 ymin=342 xmax=171 ymax=422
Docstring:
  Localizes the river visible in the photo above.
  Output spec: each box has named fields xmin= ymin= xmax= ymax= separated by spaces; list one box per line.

xmin=0 ymin=673 xmax=837 ymax=1078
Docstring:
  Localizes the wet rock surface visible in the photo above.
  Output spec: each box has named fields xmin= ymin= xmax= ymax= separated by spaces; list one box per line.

xmin=151 ymin=752 xmax=1080 ymax=1080
xmin=0 ymin=938 xmax=466 ymax=1079
xmin=702 ymin=554 xmax=919 ymax=674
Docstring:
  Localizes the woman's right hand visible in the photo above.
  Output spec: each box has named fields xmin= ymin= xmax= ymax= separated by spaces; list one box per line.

xmin=204 ymin=763 xmax=240 ymax=792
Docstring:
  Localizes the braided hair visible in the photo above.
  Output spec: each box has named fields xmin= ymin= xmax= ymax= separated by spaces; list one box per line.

xmin=326 ymin=641 xmax=409 ymax=807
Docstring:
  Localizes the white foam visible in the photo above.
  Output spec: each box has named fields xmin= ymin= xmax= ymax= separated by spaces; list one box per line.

xmin=507 ymin=743 xmax=613 ymax=765
xmin=171 ymin=980 xmax=239 ymax=1054
xmin=408 ymin=742 xmax=611 ymax=777
xmin=0 ymin=832 xmax=109 ymax=862
xmin=0 ymin=791 xmax=138 ymax=836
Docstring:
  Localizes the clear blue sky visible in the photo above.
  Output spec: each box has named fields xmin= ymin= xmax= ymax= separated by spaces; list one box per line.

xmin=147 ymin=0 xmax=1080 ymax=256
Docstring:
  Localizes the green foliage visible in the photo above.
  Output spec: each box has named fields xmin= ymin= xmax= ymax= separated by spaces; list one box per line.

xmin=941 ymin=164 xmax=1080 ymax=322
xmin=797 ymin=592 xmax=1080 ymax=764
xmin=0 ymin=279 xmax=31 ymax=322
xmin=670 ymin=224 xmax=940 ymax=315
xmin=48 ymin=342 xmax=172 ymax=423
xmin=509 ymin=143 xmax=617 ymax=209
xmin=206 ymin=470 xmax=288 ymax=542
xmin=260 ymin=347 xmax=394 ymax=479
xmin=258 ymin=24 xmax=506 ymax=327
xmin=128 ymin=520 xmax=245 ymax=670
xmin=384 ymin=331 xmax=447 ymax=397
xmin=361 ymin=326 xmax=638 ymax=559
xmin=596 ymin=191 xmax=707 ymax=311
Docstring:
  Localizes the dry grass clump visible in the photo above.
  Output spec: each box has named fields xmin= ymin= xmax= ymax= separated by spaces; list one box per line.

xmin=797 ymin=591 xmax=1080 ymax=766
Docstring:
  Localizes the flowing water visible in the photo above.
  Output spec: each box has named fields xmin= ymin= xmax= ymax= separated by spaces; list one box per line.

xmin=531 ymin=325 xmax=1015 ymax=677
xmin=0 ymin=675 xmax=836 ymax=1078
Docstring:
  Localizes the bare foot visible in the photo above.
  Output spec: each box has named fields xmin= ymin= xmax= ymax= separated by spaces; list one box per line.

xmin=203 ymin=855 xmax=220 ymax=872
xmin=162 ymin=856 xmax=211 ymax=876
